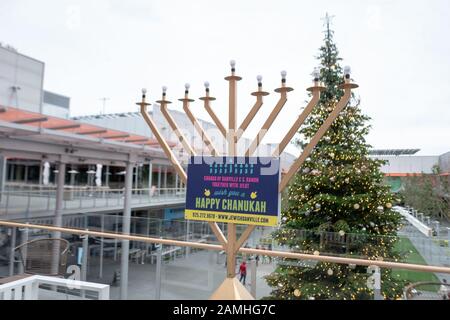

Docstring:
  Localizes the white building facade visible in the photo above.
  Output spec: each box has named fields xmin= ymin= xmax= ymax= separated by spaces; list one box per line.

xmin=0 ymin=45 xmax=44 ymax=113
xmin=0 ymin=44 xmax=70 ymax=118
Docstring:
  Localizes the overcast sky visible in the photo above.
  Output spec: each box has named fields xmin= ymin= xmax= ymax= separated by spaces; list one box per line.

xmin=1 ymin=0 xmax=449 ymax=156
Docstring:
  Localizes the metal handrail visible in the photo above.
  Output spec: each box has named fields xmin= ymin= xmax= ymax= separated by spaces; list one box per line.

xmin=1 ymin=220 xmax=450 ymax=275
xmin=14 ymin=238 xmax=70 ymax=276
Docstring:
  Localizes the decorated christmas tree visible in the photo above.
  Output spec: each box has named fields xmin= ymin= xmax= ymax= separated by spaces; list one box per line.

xmin=265 ymin=15 xmax=404 ymax=300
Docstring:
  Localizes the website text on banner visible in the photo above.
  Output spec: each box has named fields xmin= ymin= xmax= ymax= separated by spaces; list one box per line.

xmin=185 ymin=157 xmax=280 ymax=227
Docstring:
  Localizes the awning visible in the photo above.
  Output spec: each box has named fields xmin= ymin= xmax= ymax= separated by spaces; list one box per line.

xmin=0 ymin=106 xmax=177 ymax=148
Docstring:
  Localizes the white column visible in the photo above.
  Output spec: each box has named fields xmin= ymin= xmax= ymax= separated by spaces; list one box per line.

xmin=132 ymin=217 xmax=137 ymax=249
xmin=81 ymin=234 xmax=89 ymax=299
xmin=24 ymin=165 xmax=29 ymax=184
xmin=155 ymin=245 xmax=162 ymax=300
xmin=53 ymin=162 xmax=66 ymax=230
xmin=38 ymin=161 xmax=43 ymax=186
xmin=120 ymin=161 xmax=133 ymax=300
xmin=51 ymin=162 xmax=66 ymax=275
xmin=148 ymin=162 xmax=153 ymax=189
xmin=114 ymin=215 xmax=118 ymax=261
xmin=134 ymin=166 xmax=138 ymax=191
xmin=69 ymin=166 xmax=76 ymax=186
xmin=105 ymin=165 xmax=110 ymax=187
xmin=163 ymin=167 xmax=168 ymax=189
xmin=9 ymin=227 xmax=16 ymax=276
xmin=99 ymin=215 xmax=104 ymax=279
xmin=251 ymin=259 xmax=257 ymax=298
xmin=0 ymin=156 xmax=6 ymax=201
xmin=146 ymin=210 xmax=150 ymax=253
xmin=186 ymin=220 xmax=191 ymax=257
xmin=18 ymin=227 xmax=29 ymax=275
xmin=157 ymin=165 xmax=162 ymax=189
xmin=81 ymin=235 xmax=89 ymax=281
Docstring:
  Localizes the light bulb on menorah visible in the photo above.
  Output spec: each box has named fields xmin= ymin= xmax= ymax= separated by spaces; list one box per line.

xmin=137 ymin=60 xmax=358 ymax=299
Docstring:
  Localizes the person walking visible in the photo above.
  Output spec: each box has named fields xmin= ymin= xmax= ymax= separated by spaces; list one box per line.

xmin=266 ymin=243 xmax=273 ymax=264
xmin=239 ymin=261 xmax=247 ymax=285
xmin=255 ymin=245 xmax=260 ymax=267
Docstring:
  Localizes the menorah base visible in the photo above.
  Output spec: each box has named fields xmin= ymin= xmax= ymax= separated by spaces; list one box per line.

xmin=209 ymin=277 xmax=254 ymax=300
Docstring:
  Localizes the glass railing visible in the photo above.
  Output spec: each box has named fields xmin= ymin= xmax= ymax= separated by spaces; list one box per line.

xmin=0 ymin=216 xmax=449 ymax=300
xmin=0 ymin=187 xmax=186 ymax=218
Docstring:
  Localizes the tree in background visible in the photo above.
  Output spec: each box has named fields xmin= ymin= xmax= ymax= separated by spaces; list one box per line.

xmin=401 ymin=166 xmax=450 ymax=221
xmin=265 ymin=15 xmax=404 ymax=300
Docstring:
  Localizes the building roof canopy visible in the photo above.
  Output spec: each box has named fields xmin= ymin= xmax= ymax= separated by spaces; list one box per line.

xmin=369 ymin=149 xmax=420 ymax=156
xmin=0 ymin=105 xmax=180 ymax=165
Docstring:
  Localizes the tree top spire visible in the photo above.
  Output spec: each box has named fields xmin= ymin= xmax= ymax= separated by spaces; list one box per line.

xmin=321 ymin=12 xmax=335 ymax=40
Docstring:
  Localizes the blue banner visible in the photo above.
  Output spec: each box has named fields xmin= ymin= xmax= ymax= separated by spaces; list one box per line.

xmin=185 ymin=157 xmax=280 ymax=226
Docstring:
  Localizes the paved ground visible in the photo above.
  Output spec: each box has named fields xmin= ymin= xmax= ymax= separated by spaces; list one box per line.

xmin=84 ymin=249 xmax=276 ymax=300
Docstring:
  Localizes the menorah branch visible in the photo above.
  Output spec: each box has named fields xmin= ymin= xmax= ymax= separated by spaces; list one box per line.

xmin=138 ymin=99 xmax=188 ymax=182
xmin=182 ymin=98 xmax=221 ymax=156
xmin=208 ymin=222 xmax=228 ymax=248
xmin=273 ymin=85 xmax=324 ymax=156
xmin=225 ymin=72 xmax=242 ymax=156
xmin=245 ymin=88 xmax=291 ymax=157
xmin=203 ymin=98 xmax=227 ymax=138
xmin=236 ymin=89 xmax=269 ymax=142
xmin=159 ymin=101 xmax=196 ymax=156
xmin=278 ymin=80 xmax=358 ymax=192
xmin=235 ymin=225 xmax=256 ymax=254
xmin=201 ymin=85 xmax=227 ymax=139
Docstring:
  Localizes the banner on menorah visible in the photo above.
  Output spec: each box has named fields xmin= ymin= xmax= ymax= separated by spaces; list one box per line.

xmin=185 ymin=157 xmax=281 ymax=227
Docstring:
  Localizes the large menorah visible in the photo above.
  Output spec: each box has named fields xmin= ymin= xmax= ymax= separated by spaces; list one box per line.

xmin=137 ymin=61 xmax=358 ymax=299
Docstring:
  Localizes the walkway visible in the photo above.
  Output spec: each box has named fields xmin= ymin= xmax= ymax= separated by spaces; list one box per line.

xmin=0 ymin=188 xmax=185 ymax=219
xmin=398 ymin=222 xmax=450 ymax=282
xmin=85 ymin=250 xmax=276 ymax=300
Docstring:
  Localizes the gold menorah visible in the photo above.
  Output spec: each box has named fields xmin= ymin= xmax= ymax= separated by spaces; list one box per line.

xmin=137 ymin=61 xmax=358 ymax=299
